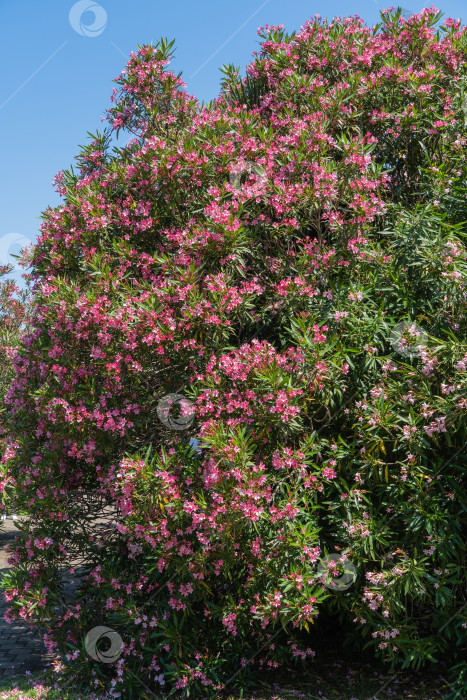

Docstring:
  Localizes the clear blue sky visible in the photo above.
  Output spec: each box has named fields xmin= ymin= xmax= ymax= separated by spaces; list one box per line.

xmin=0 ymin=0 xmax=464 ymax=286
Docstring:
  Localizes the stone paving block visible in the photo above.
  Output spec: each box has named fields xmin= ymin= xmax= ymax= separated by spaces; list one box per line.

xmin=0 ymin=519 xmax=50 ymax=678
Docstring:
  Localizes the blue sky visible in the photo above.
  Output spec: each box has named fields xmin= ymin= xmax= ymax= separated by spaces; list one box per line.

xmin=0 ymin=0 xmax=465 ymax=286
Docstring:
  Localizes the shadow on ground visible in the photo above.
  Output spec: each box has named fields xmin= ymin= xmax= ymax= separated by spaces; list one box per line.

xmin=0 ymin=521 xmax=50 ymax=679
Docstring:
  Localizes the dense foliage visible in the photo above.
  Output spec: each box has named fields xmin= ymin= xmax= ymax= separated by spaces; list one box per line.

xmin=1 ymin=7 xmax=466 ymax=698
xmin=0 ymin=263 xmax=31 ymax=519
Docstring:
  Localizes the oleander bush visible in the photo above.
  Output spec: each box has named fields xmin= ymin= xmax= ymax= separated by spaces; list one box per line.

xmin=1 ymin=7 xmax=466 ymax=698
xmin=0 ymin=263 xmax=31 ymax=519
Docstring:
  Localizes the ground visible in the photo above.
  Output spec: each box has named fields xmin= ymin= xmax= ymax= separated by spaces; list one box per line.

xmin=0 ymin=519 xmax=456 ymax=699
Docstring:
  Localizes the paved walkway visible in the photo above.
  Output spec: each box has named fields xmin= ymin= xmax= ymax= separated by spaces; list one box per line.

xmin=0 ymin=520 xmax=49 ymax=678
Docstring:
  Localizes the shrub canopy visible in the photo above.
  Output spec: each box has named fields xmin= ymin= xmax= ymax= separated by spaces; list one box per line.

xmin=0 ymin=265 xmax=30 ymax=518
xmin=1 ymin=7 xmax=467 ymax=698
